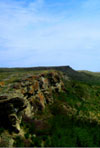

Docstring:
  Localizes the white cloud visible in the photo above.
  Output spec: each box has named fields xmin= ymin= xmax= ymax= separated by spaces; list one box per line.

xmin=0 ymin=0 xmax=100 ymax=71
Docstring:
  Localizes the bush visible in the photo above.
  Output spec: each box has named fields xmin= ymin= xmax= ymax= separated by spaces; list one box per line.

xmin=0 ymin=127 xmax=4 ymax=135
xmin=14 ymin=136 xmax=24 ymax=147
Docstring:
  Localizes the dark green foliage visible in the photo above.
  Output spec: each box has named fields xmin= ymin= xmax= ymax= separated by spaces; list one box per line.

xmin=0 ymin=128 xmax=4 ymax=135
xmin=26 ymin=78 xmax=100 ymax=147
xmin=17 ymin=77 xmax=100 ymax=147
xmin=1 ymin=67 xmax=100 ymax=147
xmin=32 ymin=114 xmax=100 ymax=147
xmin=21 ymin=119 xmax=35 ymax=135
xmin=24 ymin=132 xmax=30 ymax=139
xmin=14 ymin=136 xmax=24 ymax=147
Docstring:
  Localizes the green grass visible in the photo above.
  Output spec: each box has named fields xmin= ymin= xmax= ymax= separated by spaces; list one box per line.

xmin=24 ymin=78 xmax=100 ymax=147
xmin=1 ymin=67 xmax=100 ymax=147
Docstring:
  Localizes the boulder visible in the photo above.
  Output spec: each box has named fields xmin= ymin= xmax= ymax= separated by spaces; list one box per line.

xmin=0 ymin=71 xmax=65 ymax=133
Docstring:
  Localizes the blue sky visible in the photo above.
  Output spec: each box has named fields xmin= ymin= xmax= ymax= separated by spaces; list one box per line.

xmin=0 ymin=0 xmax=100 ymax=71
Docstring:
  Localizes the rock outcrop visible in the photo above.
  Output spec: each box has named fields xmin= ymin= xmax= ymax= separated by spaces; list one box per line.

xmin=0 ymin=71 xmax=64 ymax=133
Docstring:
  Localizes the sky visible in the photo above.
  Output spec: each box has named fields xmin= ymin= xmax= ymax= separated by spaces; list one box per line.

xmin=0 ymin=0 xmax=100 ymax=71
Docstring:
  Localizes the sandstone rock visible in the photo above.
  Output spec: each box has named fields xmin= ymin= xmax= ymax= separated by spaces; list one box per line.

xmin=0 ymin=132 xmax=14 ymax=147
xmin=0 ymin=92 xmax=28 ymax=133
xmin=0 ymin=81 xmax=5 ymax=87
xmin=36 ymin=92 xmax=45 ymax=109
xmin=0 ymin=71 xmax=64 ymax=133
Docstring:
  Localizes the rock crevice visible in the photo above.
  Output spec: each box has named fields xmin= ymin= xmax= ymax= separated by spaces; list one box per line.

xmin=0 ymin=71 xmax=64 ymax=132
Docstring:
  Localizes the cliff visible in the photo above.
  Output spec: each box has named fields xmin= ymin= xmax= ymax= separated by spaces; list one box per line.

xmin=0 ymin=71 xmax=64 ymax=134
xmin=0 ymin=67 xmax=100 ymax=147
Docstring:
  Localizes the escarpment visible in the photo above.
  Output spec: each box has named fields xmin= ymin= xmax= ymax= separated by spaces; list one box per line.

xmin=0 ymin=71 xmax=65 ymax=133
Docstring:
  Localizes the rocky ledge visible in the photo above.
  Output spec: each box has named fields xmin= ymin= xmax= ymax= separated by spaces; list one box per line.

xmin=0 ymin=71 xmax=65 ymax=133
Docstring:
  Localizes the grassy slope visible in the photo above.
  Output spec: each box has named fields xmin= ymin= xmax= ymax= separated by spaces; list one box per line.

xmin=31 ymin=79 xmax=100 ymax=147
xmin=15 ymin=77 xmax=100 ymax=147
xmin=1 ymin=66 xmax=100 ymax=84
xmin=1 ymin=66 xmax=100 ymax=146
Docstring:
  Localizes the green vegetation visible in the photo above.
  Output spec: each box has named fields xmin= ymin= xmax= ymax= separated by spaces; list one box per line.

xmin=0 ymin=128 xmax=5 ymax=135
xmin=14 ymin=136 xmax=26 ymax=147
xmin=19 ymin=78 xmax=100 ymax=147
xmin=19 ymin=101 xmax=100 ymax=147
xmin=1 ymin=66 xmax=100 ymax=147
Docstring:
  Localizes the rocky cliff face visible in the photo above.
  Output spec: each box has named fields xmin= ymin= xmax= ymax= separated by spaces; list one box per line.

xmin=0 ymin=71 xmax=64 ymax=133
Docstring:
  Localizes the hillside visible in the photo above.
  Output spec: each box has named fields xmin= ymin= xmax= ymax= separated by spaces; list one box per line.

xmin=1 ymin=66 xmax=100 ymax=84
xmin=0 ymin=66 xmax=100 ymax=147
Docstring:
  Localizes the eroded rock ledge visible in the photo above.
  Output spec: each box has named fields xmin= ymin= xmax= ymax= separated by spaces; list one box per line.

xmin=0 ymin=71 xmax=65 ymax=133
